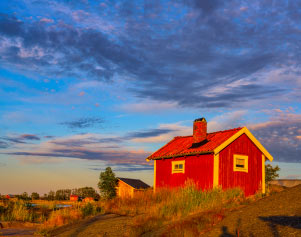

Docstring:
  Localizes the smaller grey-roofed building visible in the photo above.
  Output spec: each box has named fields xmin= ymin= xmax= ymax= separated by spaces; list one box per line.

xmin=117 ymin=177 xmax=150 ymax=198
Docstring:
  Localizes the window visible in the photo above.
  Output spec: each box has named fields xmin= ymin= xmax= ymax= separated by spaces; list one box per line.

xmin=233 ymin=154 xmax=248 ymax=172
xmin=172 ymin=160 xmax=185 ymax=174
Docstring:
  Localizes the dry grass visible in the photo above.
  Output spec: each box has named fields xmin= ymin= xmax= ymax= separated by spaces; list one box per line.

xmin=35 ymin=202 xmax=102 ymax=235
xmin=102 ymin=180 xmax=245 ymax=236
xmin=266 ymin=184 xmax=286 ymax=194
xmin=0 ymin=200 xmax=35 ymax=222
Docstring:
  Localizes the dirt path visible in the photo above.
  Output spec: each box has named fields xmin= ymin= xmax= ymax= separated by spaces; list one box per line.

xmin=0 ymin=227 xmax=36 ymax=236
xmin=50 ymin=213 xmax=133 ymax=237
xmin=201 ymin=185 xmax=301 ymax=237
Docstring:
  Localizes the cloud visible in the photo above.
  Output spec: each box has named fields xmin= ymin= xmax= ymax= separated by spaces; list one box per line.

xmin=6 ymin=149 xmax=150 ymax=165
xmin=208 ymin=110 xmax=247 ymax=132
xmin=44 ymin=135 xmax=55 ymax=139
xmin=40 ymin=18 xmax=54 ymax=23
xmin=0 ymin=140 xmax=9 ymax=149
xmin=127 ymin=122 xmax=191 ymax=143
xmin=60 ymin=117 xmax=104 ymax=129
xmin=89 ymin=163 xmax=153 ymax=172
xmin=1 ymin=133 xmax=151 ymax=167
xmin=119 ymin=101 xmax=179 ymax=114
xmin=125 ymin=128 xmax=176 ymax=139
xmin=0 ymin=134 xmax=40 ymax=145
xmin=19 ymin=134 xmax=40 ymax=140
xmin=249 ymin=113 xmax=301 ymax=163
xmin=0 ymin=1 xmax=299 ymax=109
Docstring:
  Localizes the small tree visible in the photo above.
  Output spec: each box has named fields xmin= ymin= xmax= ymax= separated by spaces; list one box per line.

xmin=48 ymin=190 xmax=55 ymax=201
xmin=31 ymin=192 xmax=40 ymax=200
xmin=98 ymin=167 xmax=118 ymax=199
xmin=20 ymin=192 xmax=29 ymax=200
xmin=265 ymin=164 xmax=280 ymax=183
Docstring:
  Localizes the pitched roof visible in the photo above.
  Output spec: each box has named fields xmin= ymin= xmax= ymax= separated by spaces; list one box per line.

xmin=147 ymin=127 xmax=242 ymax=160
xmin=118 ymin=177 xmax=150 ymax=189
xmin=147 ymin=126 xmax=273 ymax=161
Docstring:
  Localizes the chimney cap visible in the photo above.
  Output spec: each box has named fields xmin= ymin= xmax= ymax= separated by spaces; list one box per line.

xmin=194 ymin=117 xmax=206 ymax=122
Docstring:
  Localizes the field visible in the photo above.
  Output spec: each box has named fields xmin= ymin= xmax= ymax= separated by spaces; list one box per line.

xmin=1 ymin=184 xmax=300 ymax=236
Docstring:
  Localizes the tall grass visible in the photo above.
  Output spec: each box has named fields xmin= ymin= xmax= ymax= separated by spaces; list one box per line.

xmin=42 ymin=202 xmax=102 ymax=228
xmin=0 ymin=200 xmax=35 ymax=222
xmin=104 ymin=180 xmax=243 ymax=219
xmin=103 ymin=180 xmax=245 ymax=236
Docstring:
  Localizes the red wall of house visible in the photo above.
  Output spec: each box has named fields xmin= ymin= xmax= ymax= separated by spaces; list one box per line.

xmin=219 ymin=134 xmax=263 ymax=196
xmin=156 ymin=154 xmax=214 ymax=190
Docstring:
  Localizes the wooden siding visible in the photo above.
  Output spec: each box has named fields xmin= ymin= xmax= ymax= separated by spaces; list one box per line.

xmin=117 ymin=180 xmax=134 ymax=198
xmin=156 ymin=154 xmax=214 ymax=190
xmin=219 ymin=134 xmax=262 ymax=196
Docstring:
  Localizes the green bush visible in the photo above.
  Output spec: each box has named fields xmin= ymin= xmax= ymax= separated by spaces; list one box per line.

xmin=81 ymin=203 xmax=94 ymax=217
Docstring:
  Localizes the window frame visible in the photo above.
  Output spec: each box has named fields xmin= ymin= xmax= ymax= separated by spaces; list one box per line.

xmin=172 ymin=160 xmax=185 ymax=174
xmin=233 ymin=154 xmax=248 ymax=173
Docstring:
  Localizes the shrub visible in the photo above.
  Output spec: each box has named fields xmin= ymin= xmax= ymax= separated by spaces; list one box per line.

xmin=81 ymin=203 xmax=94 ymax=217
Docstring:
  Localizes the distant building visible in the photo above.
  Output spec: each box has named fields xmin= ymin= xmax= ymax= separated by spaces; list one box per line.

xmin=147 ymin=118 xmax=274 ymax=196
xmin=83 ymin=197 xmax=94 ymax=202
xmin=70 ymin=195 xmax=79 ymax=201
xmin=117 ymin=177 xmax=150 ymax=198
xmin=5 ymin=194 xmax=16 ymax=199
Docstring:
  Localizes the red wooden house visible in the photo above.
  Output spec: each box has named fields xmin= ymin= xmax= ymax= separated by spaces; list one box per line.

xmin=70 ymin=195 xmax=79 ymax=201
xmin=146 ymin=118 xmax=273 ymax=196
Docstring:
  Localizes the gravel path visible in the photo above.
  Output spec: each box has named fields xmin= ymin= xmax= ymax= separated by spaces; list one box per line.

xmin=50 ymin=213 xmax=133 ymax=237
xmin=201 ymin=185 xmax=301 ymax=237
xmin=0 ymin=227 xmax=36 ymax=236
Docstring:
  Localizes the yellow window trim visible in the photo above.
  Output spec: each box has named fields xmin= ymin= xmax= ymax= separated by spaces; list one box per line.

xmin=233 ymin=154 xmax=248 ymax=172
xmin=172 ymin=160 xmax=185 ymax=174
xmin=214 ymin=127 xmax=273 ymax=161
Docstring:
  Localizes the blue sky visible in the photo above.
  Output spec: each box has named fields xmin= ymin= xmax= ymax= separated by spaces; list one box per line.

xmin=0 ymin=0 xmax=300 ymax=194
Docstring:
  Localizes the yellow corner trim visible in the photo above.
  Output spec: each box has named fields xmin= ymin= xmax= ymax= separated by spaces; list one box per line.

xmin=154 ymin=160 xmax=156 ymax=192
xmin=262 ymin=154 xmax=266 ymax=194
xmin=213 ymin=153 xmax=219 ymax=187
xmin=214 ymin=127 xmax=273 ymax=161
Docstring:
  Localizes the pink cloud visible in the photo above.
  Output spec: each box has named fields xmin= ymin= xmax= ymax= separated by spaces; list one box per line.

xmin=40 ymin=18 xmax=54 ymax=23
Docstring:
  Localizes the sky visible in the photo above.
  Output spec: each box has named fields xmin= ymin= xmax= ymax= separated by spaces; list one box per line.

xmin=0 ymin=0 xmax=300 ymax=195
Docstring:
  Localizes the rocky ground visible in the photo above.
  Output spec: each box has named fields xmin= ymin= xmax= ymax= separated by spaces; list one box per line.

xmin=201 ymin=185 xmax=301 ymax=237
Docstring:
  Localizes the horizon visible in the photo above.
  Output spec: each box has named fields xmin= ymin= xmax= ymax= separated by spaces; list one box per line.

xmin=0 ymin=0 xmax=300 ymax=194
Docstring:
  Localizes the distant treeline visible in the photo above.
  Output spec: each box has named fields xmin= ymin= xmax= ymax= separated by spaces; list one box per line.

xmin=0 ymin=187 xmax=100 ymax=201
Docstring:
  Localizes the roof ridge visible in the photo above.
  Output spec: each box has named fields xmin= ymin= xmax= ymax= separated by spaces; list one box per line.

xmin=174 ymin=127 xmax=243 ymax=137
xmin=118 ymin=177 xmax=141 ymax=181
xmin=208 ymin=127 xmax=243 ymax=135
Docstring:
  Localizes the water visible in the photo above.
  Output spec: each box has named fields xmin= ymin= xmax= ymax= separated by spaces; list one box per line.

xmin=29 ymin=203 xmax=72 ymax=208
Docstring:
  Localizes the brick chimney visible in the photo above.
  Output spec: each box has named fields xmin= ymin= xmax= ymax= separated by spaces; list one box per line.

xmin=193 ymin=118 xmax=207 ymax=144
